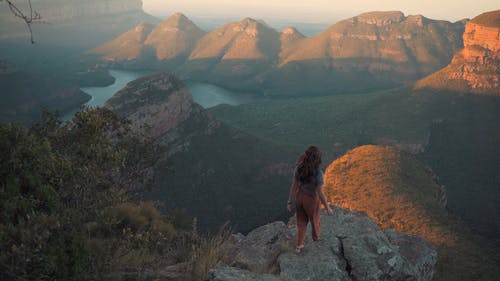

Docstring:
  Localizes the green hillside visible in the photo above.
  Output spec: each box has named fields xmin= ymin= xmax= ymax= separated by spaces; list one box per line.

xmin=146 ymin=109 xmax=295 ymax=233
xmin=210 ymin=88 xmax=500 ymax=248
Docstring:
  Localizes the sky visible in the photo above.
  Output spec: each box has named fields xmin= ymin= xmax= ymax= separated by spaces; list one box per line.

xmin=142 ymin=0 xmax=499 ymax=23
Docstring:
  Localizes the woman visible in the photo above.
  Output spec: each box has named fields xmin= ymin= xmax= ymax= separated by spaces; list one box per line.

xmin=287 ymin=145 xmax=333 ymax=253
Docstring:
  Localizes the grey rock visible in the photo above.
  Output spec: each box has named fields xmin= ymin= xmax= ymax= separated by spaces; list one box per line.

xmin=225 ymin=221 xmax=293 ymax=274
xmin=210 ymin=206 xmax=437 ymax=281
xmin=207 ymin=266 xmax=281 ymax=281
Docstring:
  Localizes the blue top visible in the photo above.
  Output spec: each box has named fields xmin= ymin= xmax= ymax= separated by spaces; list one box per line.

xmin=295 ymin=168 xmax=324 ymax=196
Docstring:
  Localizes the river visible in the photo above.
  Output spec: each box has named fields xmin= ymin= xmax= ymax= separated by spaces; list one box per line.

xmin=63 ymin=69 xmax=258 ymax=121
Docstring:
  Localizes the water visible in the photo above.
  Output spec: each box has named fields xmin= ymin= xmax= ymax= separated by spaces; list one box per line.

xmin=63 ymin=70 xmax=258 ymax=121
xmin=187 ymin=82 xmax=257 ymax=108
xmin=62 ymin=69 xmax=151 ymax=120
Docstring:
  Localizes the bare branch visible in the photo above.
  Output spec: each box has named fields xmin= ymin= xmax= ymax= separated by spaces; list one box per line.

xmin=2 ymin=0 xmax=42 ymax=43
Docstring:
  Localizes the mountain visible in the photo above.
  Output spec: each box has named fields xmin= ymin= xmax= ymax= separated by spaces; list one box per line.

xmin=144 ymin=13 xmax=206 ymax=61
xmin=90 ymin=23 xmax=155 ymax=61
xmin=264 ymin=11 xmax=465 ymax=95
xmin=415 ymin=10 xmax=500 ymax=94
xmin=280 ymin=11 xmax=463 ymax=70
xmin=188 ymin=18 xmax=280 ymax=61
xmin=105 ymin=72 xmax=294 ymax=232
xmin=207 ymin=208 xmax=437 ymax=281
xmin=90 ymin=11 xmax=465 ymax=95
xmin=91 ymin=13 xmax=206 ymax=67
xmin=323 ymin=145 xmax=500 ymax=281
xmin=0 ymin=0 xmax=158 ymax=48
xmin=178 ymin=17 xmax=281 ymax=89
xmin=279 ymin=27 xmax=306 ymax=62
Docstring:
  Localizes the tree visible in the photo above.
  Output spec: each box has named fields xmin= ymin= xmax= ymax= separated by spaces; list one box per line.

xmin=1 ymin=0 xmax=42 ymax=43
xmin=0 ymin=108 xmax=167 ymax=280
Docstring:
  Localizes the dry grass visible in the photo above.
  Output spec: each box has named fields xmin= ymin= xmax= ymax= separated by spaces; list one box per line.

xmin=323 ymin=145 xmax=500 ymax=280
xmin=189 ymin=222 xmax=232 ymax=281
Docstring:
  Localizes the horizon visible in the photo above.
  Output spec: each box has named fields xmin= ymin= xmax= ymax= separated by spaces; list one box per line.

xmin=143 ymin=0 xmax=499 ymax=23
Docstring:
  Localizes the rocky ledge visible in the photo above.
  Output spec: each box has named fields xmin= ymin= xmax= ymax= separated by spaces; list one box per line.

xmin=209 ymin=206 xmax=437 ymax=281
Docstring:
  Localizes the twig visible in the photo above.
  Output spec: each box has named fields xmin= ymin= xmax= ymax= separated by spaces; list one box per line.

xmin=3 ymin=0 xmax=42 ymax=43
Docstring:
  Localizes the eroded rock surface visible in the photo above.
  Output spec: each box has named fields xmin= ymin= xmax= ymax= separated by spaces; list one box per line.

xmin=209 ymin=207 xmax=437 ymax=281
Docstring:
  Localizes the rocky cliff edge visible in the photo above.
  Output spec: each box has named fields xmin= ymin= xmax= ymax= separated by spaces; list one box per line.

xmin=208 ymin=206 xmax=437 ymax=281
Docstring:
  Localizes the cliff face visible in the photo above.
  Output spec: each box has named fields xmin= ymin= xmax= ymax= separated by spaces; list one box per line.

xmin=279 ymin=11 xmax=463 ymax=72
xmin=105 ymin=73 xmax=194 ymax=139
xmin=29 ymin=0 xmax=143 ymax=21
xmin=415 ymin=10 xmax=500 ymax=94
xmin=208 ymin=208 xmax=437 ymax=281
xmin=0 ymin=0 xmax=158 ymax=47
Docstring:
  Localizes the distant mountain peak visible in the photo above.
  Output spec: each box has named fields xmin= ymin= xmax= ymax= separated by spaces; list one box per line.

xmin=160 ymin=12 xmax=197 ymax=29
xmin=355 ymin=11 xmax=405 ymax=26
xmin=143 ymin=13 xmax=205 ymax=60
xmin=281 ymin=27 xmax=302 ymax=36
xmin=239 ymin=17 xmax=258 ymax=24
xmin=134 ymin=22 xmax=154 ymax=32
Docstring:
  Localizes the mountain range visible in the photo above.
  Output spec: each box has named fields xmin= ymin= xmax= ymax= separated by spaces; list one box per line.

xmin=91 ymin=11 xmax=465 ymax=95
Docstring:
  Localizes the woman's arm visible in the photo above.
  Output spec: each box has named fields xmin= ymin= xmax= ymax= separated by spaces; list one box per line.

xmin=287 ymin=177 xmax=298 ymax=212
xmin=318 ymin=186 xmax=333 ymax=215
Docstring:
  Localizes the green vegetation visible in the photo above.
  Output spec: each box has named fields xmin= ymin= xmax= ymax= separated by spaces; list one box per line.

xmin=148 ymin=108 xmax=295 ymax=233
xmin=210 ymin=88 xmax=500 ymax=248
xmin=0 ymin=108 xmax=228 ymax=281
xmin=211 ymin=88 xmax=433 ymax=156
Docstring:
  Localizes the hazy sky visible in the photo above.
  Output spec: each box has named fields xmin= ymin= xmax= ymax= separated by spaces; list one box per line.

xmin=143 ymin=0 xmax=499 ymax=23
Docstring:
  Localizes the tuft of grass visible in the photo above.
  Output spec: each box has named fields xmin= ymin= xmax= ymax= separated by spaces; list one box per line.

xmin=190 ymin=222 xmax=232 ymax=281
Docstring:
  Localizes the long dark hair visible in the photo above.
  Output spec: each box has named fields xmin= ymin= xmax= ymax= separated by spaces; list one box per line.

xmin=295 ymin=145 xmax=322 ymax=183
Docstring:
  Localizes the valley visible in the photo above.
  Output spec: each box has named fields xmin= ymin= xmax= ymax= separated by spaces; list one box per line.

xmin=1 ymin=2 xmax=499 ymax=280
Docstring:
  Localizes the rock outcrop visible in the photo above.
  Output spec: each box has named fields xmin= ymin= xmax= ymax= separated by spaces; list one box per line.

xmin=208 ymin=207 xmax=437 ymax=281
xmin=29 ymin=0 xmax=143 ymax=21
xmin=0 ymin=0 xmax=143 ymax=23
xmin=415 ymin=10 xmax=500 ymax=94
xmin=105 ymin=73 xmax=194 ymax=139
xmin=322 ymin=145 xmax=500 ymax=281
xmin=0 ymin=0 xmax=158 ymax=47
